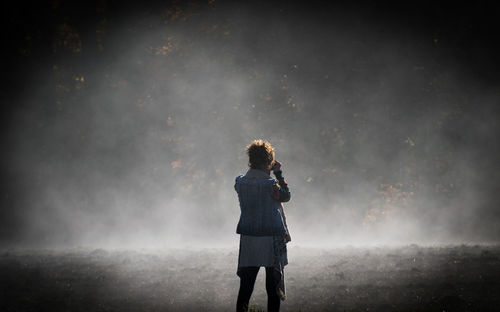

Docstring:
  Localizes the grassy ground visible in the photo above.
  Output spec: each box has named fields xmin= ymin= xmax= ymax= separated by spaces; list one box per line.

xmin=1 ymin=245 xmax=499 ymax=311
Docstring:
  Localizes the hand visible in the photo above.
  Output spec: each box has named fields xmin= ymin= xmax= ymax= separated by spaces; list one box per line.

xmin=284 ymin=233 xmax=291 ymax=243
xmin=272 ymin=160 xmax=282 ymax=172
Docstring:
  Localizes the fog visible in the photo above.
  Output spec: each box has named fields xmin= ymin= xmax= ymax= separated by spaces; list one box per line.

xmin=2 ymin=1 xmax=500 ymax=249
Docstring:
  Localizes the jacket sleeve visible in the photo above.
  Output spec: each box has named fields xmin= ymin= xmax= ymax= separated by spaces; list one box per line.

xmin=271 ymin=170 xmax=291 ymax=202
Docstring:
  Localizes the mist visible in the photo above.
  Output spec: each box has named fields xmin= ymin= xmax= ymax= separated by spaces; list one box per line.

xmin=2 ymin=1 xmax=500 ymax=249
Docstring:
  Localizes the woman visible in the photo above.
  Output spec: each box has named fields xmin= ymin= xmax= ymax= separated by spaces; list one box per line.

xmin=234 ymin=140 xmax=291 ymax=312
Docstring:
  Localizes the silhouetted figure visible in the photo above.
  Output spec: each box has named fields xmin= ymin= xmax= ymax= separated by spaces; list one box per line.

xmin=235 ymin=140 xmax=291 ymax=312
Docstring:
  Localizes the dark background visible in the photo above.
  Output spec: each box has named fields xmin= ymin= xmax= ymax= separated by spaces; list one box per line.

xmin=1 ymin=0 xmax=499 ymax=248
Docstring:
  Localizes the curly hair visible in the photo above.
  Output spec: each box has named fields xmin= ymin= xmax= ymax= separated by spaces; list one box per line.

xmin=246 ymin=139 xmax=275 ymax=169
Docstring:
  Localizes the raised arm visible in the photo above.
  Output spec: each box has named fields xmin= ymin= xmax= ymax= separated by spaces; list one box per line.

xmin=271 ymin=169 xmax=290 ymax=202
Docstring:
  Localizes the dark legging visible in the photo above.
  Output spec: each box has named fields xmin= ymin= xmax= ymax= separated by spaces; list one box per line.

xmin=236 ymin=266 xmax=280 ymax=312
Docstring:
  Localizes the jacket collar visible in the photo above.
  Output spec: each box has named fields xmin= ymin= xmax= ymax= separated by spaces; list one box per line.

xmin=244 ymin=168 xmax=271 ymax=179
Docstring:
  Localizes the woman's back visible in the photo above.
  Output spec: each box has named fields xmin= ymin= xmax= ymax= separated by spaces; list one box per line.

xmin=235 ymin=169 xmax=286 ymax=236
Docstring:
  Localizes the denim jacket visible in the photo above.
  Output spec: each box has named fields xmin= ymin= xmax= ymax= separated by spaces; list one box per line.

xmin=235 ymin=169 xmax=291 ymax=236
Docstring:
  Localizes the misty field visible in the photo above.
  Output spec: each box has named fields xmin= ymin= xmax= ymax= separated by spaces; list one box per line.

xmin=1 ymin=245 xmax=499 ymax=311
